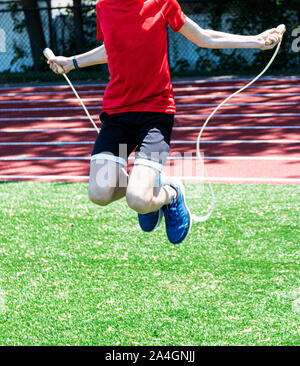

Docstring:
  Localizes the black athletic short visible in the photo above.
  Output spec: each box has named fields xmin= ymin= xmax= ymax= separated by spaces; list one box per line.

xmin=91 ymin=111 xmax=174 ymax=171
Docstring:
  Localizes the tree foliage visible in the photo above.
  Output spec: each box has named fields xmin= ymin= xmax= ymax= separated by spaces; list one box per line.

xmin=20 ymin=0 xmax=46 ymax=70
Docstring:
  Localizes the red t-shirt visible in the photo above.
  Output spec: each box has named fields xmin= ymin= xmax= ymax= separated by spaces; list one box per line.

xmin=96 ymin=0 xmax=186 ymax=114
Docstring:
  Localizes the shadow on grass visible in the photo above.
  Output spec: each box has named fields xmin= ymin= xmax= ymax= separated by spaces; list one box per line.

xmin=52 ymin=182 xmax=77 ymax=186
xmin=0 ymin=181 xmax=21 ymax=185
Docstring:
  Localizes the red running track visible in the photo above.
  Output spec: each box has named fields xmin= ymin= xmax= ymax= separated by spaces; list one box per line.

xmin=0 ymin=77 xmax=299 ymax=184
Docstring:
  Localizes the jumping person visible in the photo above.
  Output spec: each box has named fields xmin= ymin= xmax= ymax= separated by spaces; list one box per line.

xmin=48 ymin=0 xmax=282 ymax=244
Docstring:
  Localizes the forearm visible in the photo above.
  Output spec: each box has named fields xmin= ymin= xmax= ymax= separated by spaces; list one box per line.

xmin=74 ymin=45 xmax=107 ymax=68
xmin=48 ymin=44 xmax=108 ymax=74
xmin=180 ymin=17 xmax=259 ymax=49
xmin=200 ymin=29 xmax=259 ymax=49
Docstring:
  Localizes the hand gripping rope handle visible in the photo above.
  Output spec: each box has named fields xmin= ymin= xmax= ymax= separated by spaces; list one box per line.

xmin=43 ymin=48 xmax=100 ymax=133
xmin=192 ymin=24 xmax=286 ymax=223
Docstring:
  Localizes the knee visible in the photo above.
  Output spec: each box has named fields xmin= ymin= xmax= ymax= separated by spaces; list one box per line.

xmin=88 ymin=184 xmax=114 ymax=206
xmin=126 ymin=191 xmax=152 ymax=214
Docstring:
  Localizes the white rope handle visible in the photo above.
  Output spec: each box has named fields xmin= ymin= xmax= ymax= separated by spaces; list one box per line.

xmin=193 ymin=24 xmax=286 ymax=223
xmin=43 ymin=48 xmax=100 ymax=133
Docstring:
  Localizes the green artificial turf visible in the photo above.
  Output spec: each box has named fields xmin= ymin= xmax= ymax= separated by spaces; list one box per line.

xmin=0 ymin=182 xmax=299 ymax=346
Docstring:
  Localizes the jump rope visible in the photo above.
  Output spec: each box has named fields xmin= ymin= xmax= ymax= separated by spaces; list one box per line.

xmin=43 ymin=24 xmax=286 ymax=223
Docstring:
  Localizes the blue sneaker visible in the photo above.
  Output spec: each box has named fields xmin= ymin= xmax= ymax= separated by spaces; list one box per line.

xmin=138 ymin=174 xmax=163 ymax=233
xmin=138 ymin=208 xmax=163 ymax=232
xmin=162 ymin=179 xmax=192 ymax=244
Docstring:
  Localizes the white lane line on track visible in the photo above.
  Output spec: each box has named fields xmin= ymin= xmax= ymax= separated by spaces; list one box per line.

xmin=172 ymin=77 xmax=300 ymax=84
xmin=1 ymin=113 xmax=300 ymax=122
xmin=0 ymin=156 xmax=91 ymax=160
xmin=1 ymin=76 xmax=299 ymax=90
xmin=0 ymin=128 xmax=98 ymax=132
xmin=175 ymin=93 xmax=300 ymax=98
xmin=1 ymin=156 xmax=299 ymax=161
xmin=0 ymin=97 xmax=299 ymax=105
xmin=1 ymin=92 xmax=300 ymax=100
xmin=0 ymin=82 xmax=299 ymax=93
xmin=1 ymin=101 xmax=298 ymax=112
xmin=1 ymin=87 xmax=300 ymax=98
xmin=174 ymin=85 xmax=300 ymax=92
xmin=0 ymin=140 xmax=298 ymax=146
xmin=172 ymin=140 xmax=300 ymax=144
xmin=0 ymin=83 xmax=106 ymax=91
xmin=0 ymin=116 xmax=99 ymax=121
xmin=0 ymin=141 xmax=93 ymax=145
xmin=0 ymin=175 xmax=90 ymax=180
xmin=0 ymin=106 xmax=101 ymax=112
xmin=1 ymin=126 xmax=300 ymax=133
xmin=0 ymin=175 xmax=299 ymax=183
xmin=173 ymin=126 xmax=300 ymax=130
xmin=173 ymin=177 xmax=300 ymax=183
xmin=178 ymin=113 xmax=300 ymax=118
xmin=0 ymin=156 xmax=90 ymax=160
xmin=0 ymin=98 xmax=101 ymax=104
xmin=1 ymin=77 xmax=299 ymax=91
xmin=178 ymin=102 xmax=299 ymax=107
xmin=0 ymin=90 xmax=102 ymax=97
xmin=175 ymin=94 xmax=300 ymax=99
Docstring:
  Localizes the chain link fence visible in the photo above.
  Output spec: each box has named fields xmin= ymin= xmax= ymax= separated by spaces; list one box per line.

xmin=0 ymin=2 xmax=101 ymax=75
xmin=0 ymin=0 xmax=299 ymax=80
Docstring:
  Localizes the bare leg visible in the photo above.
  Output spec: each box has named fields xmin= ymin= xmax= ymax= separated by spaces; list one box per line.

xmin=88 ymin=158 xmax=127 ymax=206
xmin=126 ymin=165 xmax=176 ymax=214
